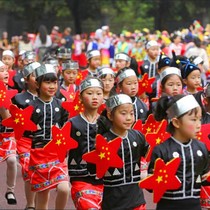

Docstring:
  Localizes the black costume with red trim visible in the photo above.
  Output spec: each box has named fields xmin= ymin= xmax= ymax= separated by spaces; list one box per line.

xmin=102 ymin=129 xmax=148 ymax=210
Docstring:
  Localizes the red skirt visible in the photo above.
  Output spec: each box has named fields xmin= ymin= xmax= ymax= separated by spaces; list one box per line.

xmin=200 ymin=186 xmax=210 ymax=208
xmin=16 ymin=137 xmax=32 ymax=181
xmin=0 ymin=132 xmax=16 ymax=162
xmin=28 ymin=148 xmax=69 ymax=192
xmin=71 ymin=181 xmax=103 ymax=210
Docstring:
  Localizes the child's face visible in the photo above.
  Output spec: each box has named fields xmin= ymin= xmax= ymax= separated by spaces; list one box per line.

xmin=120 ymin=76 xmax=138 ymax=97
xmin=115 ymin=59 xmax=128 ymax=71
xmin=80 ymin=87 xmax=103 ymax=110
xmin=26 ymin=73 xmax=37 ymax=91
xmin=184 ymin=70 xmax=201 ymax=92
xmin=89 ymin=56 xmax=101 ymax=69
xmin=62 ymin=69 xmax=78 ymax=86
xmin=101 ymin=74 xmax=115 ymax=94
xmin=162 ymin=75 xmax=182 ymax=96
xmin=0 ymin=65 xmax=9 ymax=84
xmin=173 ymin=107 xmax=201 ymax=141
xmin=147 ymin=46 xmax=159 ymax=60
xmin=39 ymin=80 xmax=58 ymax=101
xmin=17 ymin=57 xmax=24 ymax=69
xmin=110 ymin=103 xmax=134 ymax=132
xmin=2 ymin=55 xmax=14 ymax=69
xmin=173 ymin=36 xmax=181 ymax=44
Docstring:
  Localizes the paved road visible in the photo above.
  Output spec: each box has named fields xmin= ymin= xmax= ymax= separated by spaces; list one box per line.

xmin=0 ymin=161 xmax=156 ymax=209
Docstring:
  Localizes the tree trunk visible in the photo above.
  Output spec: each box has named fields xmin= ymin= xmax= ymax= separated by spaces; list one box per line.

xmin=66 ymin=0 xmax=82 ymax=34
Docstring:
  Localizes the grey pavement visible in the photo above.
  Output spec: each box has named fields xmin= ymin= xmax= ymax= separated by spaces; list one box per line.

xmin=0 ymin=161 xmax=156 ymax=209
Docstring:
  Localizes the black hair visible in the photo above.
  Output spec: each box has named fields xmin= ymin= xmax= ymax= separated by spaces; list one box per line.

xmin=36 ymin=73 xmax=58 ymax=94
xmin=22 ymin=31 xmax=30 ymax=44
xmin=193 ymin=37 xmax=201 ymax=48
xmin=97 ymin=109 xmax=112 ymax=135
xmin=170 ymin=33 xmax=181 ymax=43
xmin=116 ymin=52 xmax=130 ymax=58
xmin=154 ymin=94 xmax=200 ymax=134
xmin=99 ymin=73 xmax=115 ymax=80
xmin=38 ymin=25 xmax=48 ymax=44
xmin=193 ymin=91 xmax=206 ymax=116
xmin=129 ymin=57 xmax=140 ymax=77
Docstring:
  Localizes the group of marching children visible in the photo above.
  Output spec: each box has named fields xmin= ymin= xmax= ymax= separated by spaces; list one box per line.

xmin=0 ymin=39 xmax=209 ymax=210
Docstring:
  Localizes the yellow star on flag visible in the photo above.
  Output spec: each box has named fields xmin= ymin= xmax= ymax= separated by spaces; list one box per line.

xmin=156 ymin=176 xmax=163 ymax=183
xmin=99 ymin=152 xmax=105 ymax=159
xmin=14 ymin=118 xmax=20 ymax=124
xmin=156 ymin=137 xmax=161 ymax=144
xmin=56 ymin=139 xmax=62 ymax=146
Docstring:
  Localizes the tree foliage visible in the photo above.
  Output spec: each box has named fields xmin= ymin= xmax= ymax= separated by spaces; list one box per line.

xmin=0 ymin=0 xmax=209 ymax=34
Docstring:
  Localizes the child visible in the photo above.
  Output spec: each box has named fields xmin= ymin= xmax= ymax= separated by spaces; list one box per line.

xmin=150 ymin=94 xmax=210 ymax=210
xmin=101 ymin=93 xmax=148 ymax=209
xmin=56 ymin=46 xmax=72 ymax=67
xmin=98 ymin=67 xmax=115 ymax=101
xmin=114 ymin=52 xmax=131 ymax=72
xmin=2 ymin=50 xmax=15 ymax=70
xmin=12 ymin=61 xmax=40 ymax=209
xmin=189 ymin=55 xmax=206 ymax=86
xmin=116 ymin=67 xmax=148 ymax=122
xmin=151 ymin=67 xmax=183 ymax=113
xmin=151 ymin=53 xmax=172 ymax=102
xmin=182 ymin=62 xmax=202 ymax=95
xmin=140 ymin=40 xmax=160 ymax=78
xmin=140 ymin=40 xmax=160 ymax=107
xmin=86 ymin=49 xmax=101 ymax=77
xmin=13 ymin=50 xmax=26 ymax=93
xmin=0 ymin=61 xmax=17 ymax=205
xmin=68 ymin=77 xmax=104 ymax=209
xmin=159 ymin=67 xmax=183 ymax=97
xmin=22 ymin=51 xmax=36 ymax=66
xmin=28 ymin=64 xmax=69 ymax=210
xmin=61 ymin=61 xmax=79 ymax=91
xmin=12 ymin=61 xmax=40 ymax=108
xmin=2 ymin=50 xmax=16 ymax=88
xmin=57 ymin=60 xmax=79 ymax=101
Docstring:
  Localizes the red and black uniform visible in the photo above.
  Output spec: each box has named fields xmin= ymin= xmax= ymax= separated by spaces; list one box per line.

xmin=102 ymin=129 xmax=148 ymax=210
xmin=68 ymin=114 xmax=103 ymax=209
xmin=28 ymin=97 xmax=69 ymax=191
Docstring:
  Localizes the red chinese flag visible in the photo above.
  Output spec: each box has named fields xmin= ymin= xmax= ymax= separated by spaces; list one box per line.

xmin=83 ymin=134 xmax=124 ymax=178
xmin=139 ymin=157 xmax=181 ymax=203
xmin=2 ymin=105 xmax=37 ymax=140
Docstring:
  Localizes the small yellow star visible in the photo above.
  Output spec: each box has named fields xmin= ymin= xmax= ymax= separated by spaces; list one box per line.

xmin=156 ymin=137 xmax=162 ymax=144
xmin=74 ymin=104 xmax=79 ymax=111
xmin=56 ymin=139 xmax=62 ymax=146
xmin=156 ymin=176 xmax=163 ymax=183
xmin=14 ymin=118 xmax=20 ymax=124
xmin=146 ymin=127 xmax=151 ymax=133
xmin=98 ymin=152 xmax=105 ymax=159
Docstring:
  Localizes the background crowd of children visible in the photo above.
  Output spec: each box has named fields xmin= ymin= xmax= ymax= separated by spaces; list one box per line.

xmin=0 ymin=19 xmax=210 ymax=210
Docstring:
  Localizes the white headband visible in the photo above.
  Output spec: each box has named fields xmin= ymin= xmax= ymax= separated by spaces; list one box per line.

xmin=106 ymin=94 xmax=132 ymax=112
xmin=116 ymin=69 xmax=136 ymax=84
xmin=2 ymin=50 xmax=14 ymax=58
xmin=166 ymin=95 xmax=199 ymax=119
xmin=160 ymin=67 xmax=181 ymax=82
xmin=86 ymin=50 xmax=101 ymax=60
xmin=114 ymin=53 xmax=131 ymax=62
xmin=98 ymin=67 xmax=115 ymax=78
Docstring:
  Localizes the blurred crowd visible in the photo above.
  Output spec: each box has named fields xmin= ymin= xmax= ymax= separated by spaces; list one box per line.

xmin=0 ymin=20 xmax=210 ymax=70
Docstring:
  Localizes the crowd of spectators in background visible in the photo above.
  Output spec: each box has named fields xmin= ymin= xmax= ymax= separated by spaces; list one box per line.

xmin=0 ymin=20 xmax=209 ymax=71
